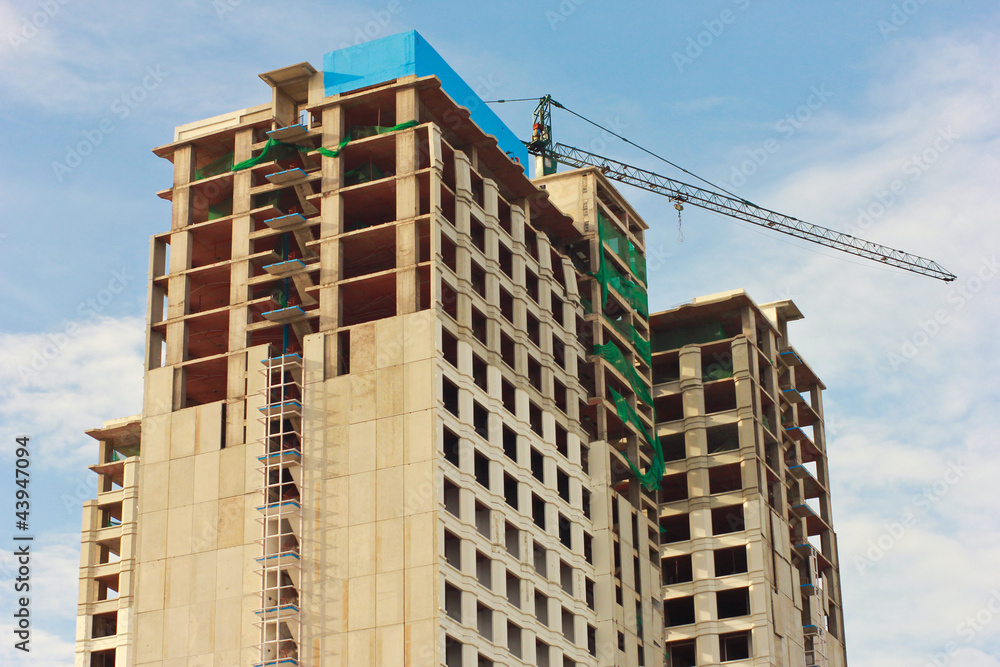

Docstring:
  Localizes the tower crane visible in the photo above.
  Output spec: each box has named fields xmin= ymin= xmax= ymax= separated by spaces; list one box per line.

xmin=506 ymin=95 xmax=956 ymax=283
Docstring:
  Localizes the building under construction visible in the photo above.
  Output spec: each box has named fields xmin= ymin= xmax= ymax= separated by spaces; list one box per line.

xmin=75 ymin=31 xmax=847 ymax=667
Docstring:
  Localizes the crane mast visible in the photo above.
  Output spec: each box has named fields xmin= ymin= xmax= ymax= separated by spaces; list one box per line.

xmin=523 ymin=96 xmax=956 ymax=283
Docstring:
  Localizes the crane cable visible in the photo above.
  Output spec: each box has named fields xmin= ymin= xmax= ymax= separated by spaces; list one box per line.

xmin=549 ymin=101 xmax=746 ymax=201
xmin=487 ymin=97 xmax=745 ymax=201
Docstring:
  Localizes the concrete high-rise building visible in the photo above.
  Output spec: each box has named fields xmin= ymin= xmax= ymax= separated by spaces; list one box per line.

xmin=75 ymin=31 xmax=847 ymax=667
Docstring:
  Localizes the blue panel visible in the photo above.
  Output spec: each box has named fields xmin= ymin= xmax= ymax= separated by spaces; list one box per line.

xmin=322 ymin=31 xmax=527 ymax=167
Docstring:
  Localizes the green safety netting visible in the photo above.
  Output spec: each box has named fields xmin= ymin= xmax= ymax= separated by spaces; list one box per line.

xmin=598 ymin=211 xmax=648 ymax=286
xmin=596 ymin=257 xmax=649 ymax=318
xmin=593 ymin=341 xmax=653 ymax=407
xmin=651 ymin=321 xmax=726 ymax=352
xmin=232 ymin=120 xmax=419 ymax=171
xmin=348 ymin=120 xmax=419 ymax=140
xmin=232 ymin=138 xmax=311 ymax=171
xmin=195 ymin=151 xmax=234 ymax=180
xmin=702 ymin=357 xmax=734 ymax=381
xmin=603 ymin=315 xmax=652 ymax=368
xmin=630 ymin=326 xmax=652 ymax=367
xmin=344 ymin=161 xmax=385 ymax=187
xmin=252 ymin=190 xmax=282 ymax=210
xmin=208 ymin=197 xmax=233 ymax=220
xmin=609 ymin=387 xmax=665 ymax=491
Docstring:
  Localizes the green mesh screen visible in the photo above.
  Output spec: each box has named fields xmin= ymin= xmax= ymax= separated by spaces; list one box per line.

xmin=651 ymin=322 xmax=726 ymax=352
xmin=593 ymin=341 xmax=653 ymax=407
xmin=195 ymin=151 xmax=234 ymax=180
xmin=207 ymin=197 xmax=233 ymax=220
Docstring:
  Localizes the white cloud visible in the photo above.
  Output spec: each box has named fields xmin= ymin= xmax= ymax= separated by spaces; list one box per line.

xmin=699 ymin=28 xmax=1000 ymax=667
xmin=0 ymin=531 xmax=82 ymax=666
xmin=0 ymin=316 xmax=144 ymax=471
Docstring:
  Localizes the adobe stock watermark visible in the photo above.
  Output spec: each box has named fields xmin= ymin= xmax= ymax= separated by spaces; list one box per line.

xmin=846 ymin=127 xmax=959 ymax=237
xmin=6 ymin=0 xmax=72 ymax=52
xmin=922 ymin=589 xmax=1000 ymax=667
xmin=877 ymin=0 xmax=930 ymax=40
xmin=16 ymin=268 xmax=134 ymax=384
xmin=672 ymin=0 xmax=752 ymax=74
xmin=728 ymin=84 xmax=833 ymax=188
xmin=545 ymin=0 xmax=587 ymax=31
xmin=853 ymin=460 xmax=966 ymax=574
xmin=51 ymin=66 xmax=168 ymax=182
xmin=887 ymin=254 xmax=997 ymax=370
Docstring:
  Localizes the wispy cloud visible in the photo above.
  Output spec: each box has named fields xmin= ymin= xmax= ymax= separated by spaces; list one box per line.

xmin=0 ymin=316 xmax=144 ymax=471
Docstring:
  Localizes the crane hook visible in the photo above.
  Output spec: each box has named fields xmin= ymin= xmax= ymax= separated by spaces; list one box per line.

xmin=674 ymin=202 xmax=684 ymax=244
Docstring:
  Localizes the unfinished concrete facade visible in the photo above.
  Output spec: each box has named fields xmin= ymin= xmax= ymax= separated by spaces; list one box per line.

xmin=75 ymin=30 xmax=846 ymax=667
xmin=649 ymin=291 xmax=847 ymax=667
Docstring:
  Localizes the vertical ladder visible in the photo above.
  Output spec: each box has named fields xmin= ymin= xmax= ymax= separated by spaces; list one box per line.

xmin=255 ymin=353 xmax=303 ymax=666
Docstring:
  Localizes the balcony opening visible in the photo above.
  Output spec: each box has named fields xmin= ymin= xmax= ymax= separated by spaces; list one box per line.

xmin=505 ymin=523 xmax=520 ymax=559
xmin=707 ymin=422 xmax=739 ymax=453
xmin=535 ymin=591 xmax=550 ymax=626
xmin=659 ymin=513 xmax=691 ymax=544
xmin=498 ymin=243 xmax=513 ymax=278
xmin=525 ymin=269 xmax=539 ymax=303
xmin=664 ymin=596 xmax=695 ymax=627
xmin=92 ymin=611 xmax=117 ymax=638
xmin=714 ymin=545 xmax=749 ymax=576
xmin=532 ymin=494 xmax=547 ymax=530
xmin=470 ymin=261 xmax=487 ymax=299
xmin=471 ymin=307 xmax=488 ymax=346
xmin=90 ymin=649 xmax=116 ymax=667
xmin=659 ymin=472 xmax=688 ymax=503
xmin=711 ymin=505 xmax=745 ymax=535
xmin=473 ymin=403 xmax=490 ymax=441
xmin=661 ymin=554 xmax=693 ymax=585
xmin=502 ymin=424 xmax=518 ymax=461
xmin=442 ymin=378 xmax=460 ymax=416
xmin=533 ymin=541 xmax=547 ymax=576
xmin=443 ymin=427 xmax=460 ymax=467
xmin=661 ymin=432 xmax=686 ymax=462
xmin=529 ymin=402 xmax=543 ymax=436
xmin=503 ymin=474 xmax=519 ymax=510
xmin=555 ymin=423 xmax=568 ymax=458
xmin=445 ymin=634 xmax=462 ymax=667
xmin=665 ymin=640 xmax=696 ymax=667
xmin=526 ymin=313 xmax=541 ymax=347
xmin=444 ymin=478 xmax=460 ymax=517
xmin=506 ymin=572 xmax=521 ymax=608
xmin=720 ymin=630 xmax=751 ymax=661
xmin=475 ymin=501 xmax=490 ymax=538
xmin=507 ymin=622 xmax=522 ymax=658
xmin=560 ymin=560 xmax=573 ymax=595
xmin=716 ymin=587 xmax=751 ymax=619
xmin=562 ymin=608 xmax=576 ymax=643
xmin=557 ymin=469 xmax=570 ymax=502
xmin=444 ymin=531 xmax=462 ymax=571
xmin=441 ymin=233 xmax=457 ymax=273
xmin=441 ymin=280 xmax=459 ymax=321
xmin=558 ymin=513 xmax=572 ymax=548
xmin=549 ymin=331 xmax=567 ymax=373
xmin=527 ymin=355 xmax=542 ymax=391
xmin=476 ymin=551 xmax=492 ymax=589
xmin=342 ymin=225 xmax=396 ymax=279
xmin=476 ymin=603 xmax=493 ymax=641
xmin=500 ymin=331 xmax=516 ymax=369
xmin=530 ymin=447 xmax=545 ymax=482
xmin=472 ymin=354 xmax=488 ymax=392
xmin=709 ymin=463 xmax=743 ymax=494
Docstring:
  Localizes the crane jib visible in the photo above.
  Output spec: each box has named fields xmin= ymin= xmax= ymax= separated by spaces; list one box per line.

xmin=532 ymin=142 xmax=955 ymax=283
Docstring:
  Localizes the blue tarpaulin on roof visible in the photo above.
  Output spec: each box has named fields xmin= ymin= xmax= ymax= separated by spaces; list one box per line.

xmin=322 ymin=31 xmax=528 ymax=166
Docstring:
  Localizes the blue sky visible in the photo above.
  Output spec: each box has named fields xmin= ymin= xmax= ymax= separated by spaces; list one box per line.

xmin=1 ymin=1 xmax=998 ymax=665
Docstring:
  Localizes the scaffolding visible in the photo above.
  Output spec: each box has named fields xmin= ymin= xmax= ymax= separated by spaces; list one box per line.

xmin=256 ymin=353 xmax=303 ymax=666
